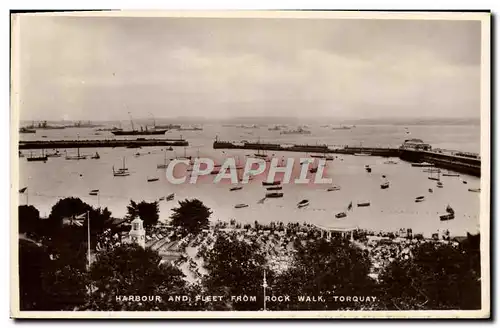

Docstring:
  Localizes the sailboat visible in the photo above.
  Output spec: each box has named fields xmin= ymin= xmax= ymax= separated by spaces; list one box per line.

xmin=65 ymin=147 xmax=87 ymax=160
xmin=428 ymin=169 xmax=441 ymax=181
xmin=27 ymin=150 xmax=48 ymax=162
xmin=91 ymin=152 xmax=100 ymax=159
xmin=157 ymin=149 xmax=169 ymax=169
xmin=113 ymin=157 xmax=130 ymax=176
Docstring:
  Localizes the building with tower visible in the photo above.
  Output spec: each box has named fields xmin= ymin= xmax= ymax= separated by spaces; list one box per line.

xmin=128 ymin=217 xmax=145 ymax=248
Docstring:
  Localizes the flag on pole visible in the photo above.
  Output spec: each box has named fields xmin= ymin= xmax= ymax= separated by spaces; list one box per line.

xmin=19 ymin=187 xmax=27 ymax=193
xmin=63 ymin=212 xmax=87 ymax=227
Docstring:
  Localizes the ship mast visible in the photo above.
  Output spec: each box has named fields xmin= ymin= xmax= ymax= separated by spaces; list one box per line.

xmin=128 ymin=112 xmax=135 ymax=131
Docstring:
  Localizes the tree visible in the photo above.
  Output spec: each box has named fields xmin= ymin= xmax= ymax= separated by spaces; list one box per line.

xmin=378 ymin=242 xmax=481 ymax=310
xmin=18 ymin=205 xmax=40 ymax=236
xmin=271 ymin=238 xmax=377 ymax=310
xmin=170 ymin=199 xmax=211 ymax=235
xmin=202 ymin=233 xmax=266 ymax=310
xmin=86 ymin=244 xmax=189 ymax=311
xmin=18 ymin=238 xmax=50 ymax=310
xmin=127 ymin=200 xmax=159 ymax=228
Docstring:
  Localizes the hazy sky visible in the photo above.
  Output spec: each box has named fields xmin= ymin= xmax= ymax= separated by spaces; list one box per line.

xmin=16 ymin=14 xmax=483 ymax=121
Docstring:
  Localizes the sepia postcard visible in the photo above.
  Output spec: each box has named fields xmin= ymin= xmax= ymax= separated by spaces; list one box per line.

xmin=10 ymin=10 xmax=491 ymax=319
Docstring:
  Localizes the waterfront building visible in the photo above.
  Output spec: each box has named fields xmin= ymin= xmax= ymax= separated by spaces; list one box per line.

xmin=400 ymin=138 xmax=432 ymax=151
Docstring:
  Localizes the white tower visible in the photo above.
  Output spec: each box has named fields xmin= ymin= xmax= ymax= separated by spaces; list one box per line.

xmin=129 ymin=218 xmax=145 ymax=248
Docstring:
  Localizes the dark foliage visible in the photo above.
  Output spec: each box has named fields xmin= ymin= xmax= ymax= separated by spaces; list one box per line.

xmin=127 ymin=200 xmax=159 ymax=228
xmin=170 ymin=199 xmax=211 ymax=235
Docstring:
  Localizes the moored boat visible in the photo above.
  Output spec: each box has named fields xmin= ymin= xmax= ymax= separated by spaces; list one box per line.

xmin=327 ymin=185 xmax=341 ymax=192
xmin=437 ymin=181 xmax=444 ymax=188
xmin=113 ymin=157 xmax=130 ymax=176
xmin=265 ymin=192 xmax=284 ymax=198
xmin=91 ymin=152 xmax=100 ymax=159
xmin=415 ymin=196 xmax=425 ymax=203
xmin=297 ymin=199 xmax=309 ymax=208
xmin=468 ymin=188 xmax=480 ymax=193
xmin=380 ymin=181 xmax=390 ymax=189
xmin=357 ymin=202 xmax=370 ymax=207
xmin=428 ymin=188 xmax=433 ymax=193
xmin=27 ymin=150 xmax=48 ymax=162
xmin=266 ymin=186 xmax=282 ymax=191
xmin=354 ymin=152 xmax=372 ymax=156
xmin=147 ymin=177 xmax=159 ymax=182
xmin=235 ymin=203 xmax=249 ymax=209
xmin=335 ymin=212 xmax=347 ymax=219
xmin=262 ymin=180 xmax=281 ymax=186
xmin=230 ymin=186 xmax=243 ymax=191
xmin=166 ymin=193 xmax=175 ymax=201
xmin=411 ymin=162 xmax=434 ymax=167
xmin=440 ymin=213 xmax=455 ymax=221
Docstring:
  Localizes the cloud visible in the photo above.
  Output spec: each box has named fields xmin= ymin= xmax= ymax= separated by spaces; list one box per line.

xmin=16 ymin=15 xmax=482 ymax=120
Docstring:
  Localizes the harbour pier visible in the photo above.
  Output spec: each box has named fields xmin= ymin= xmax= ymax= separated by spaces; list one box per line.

xmin=19 ymin=138 xmax=189 ymax=150
xmin=213 ymin=139 xmax=481 ymax=177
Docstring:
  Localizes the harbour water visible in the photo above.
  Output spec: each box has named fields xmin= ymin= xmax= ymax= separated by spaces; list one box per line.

xmin=19 ymin=123 xmax=481 ymax=237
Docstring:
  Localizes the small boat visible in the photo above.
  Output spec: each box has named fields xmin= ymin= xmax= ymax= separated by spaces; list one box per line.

xmin=297 ymin=199 xmax=309 ymax=208
xmin=262 ymin=180 xmax=281 ymax=186
xmin=46 ymin=151 xmax=62 ymax=158
xmin=382 ymin=175 xmax=386 ymax=178
xmin=442 ymin=172 xmax=460 ymax=177
xmin=380 ymin=181 xmax=390 ymax=189
xmin=230 ymin=186 xmax=243 ymax=191
xmin=354 ymin=152 xmax=372 ymax=156
xmin=19 ymin=127 xmax=36 ymax=133
xmin=468 ymin=188 xmax=480 ymax=193
xmin=166 ymin=193 xmax=175 ymax=201
xmin=422 ymin=168 xmax=441 ymax=173
xmin=27 ymin=150 xmax=48 ymax=162
xmin=89 ymin=189 xmax=99 ymax=196
xmin=126 ymin=145 xmax=142 ymax=149
xmin=436 ymin=181 xmax=444 ymax=188
xmin=265 ymin=192 xmax=284 ymax=198
xmin=235 ymin=203 xmax=249 ymax=209
xmin=357 ymin=202 xmax=370 ymax=207
xmin=167 ymin=147 xmax=173 ymax=151
xmin=411 ymin=162 xmax=434 ymax=167
xmin=147 ymin=177 xmax=159 ymax=182
xmin=428 ymin=188 xmax=433 ymax=193
xmin=311 ymin=154 xmax=334 ymax=161
xmin=327 ymin=185 xmax=341 ymax=192
xmin=366 ymin=167 xmax=372 ymax=173
xmin=91 ymin=152 xmax=100 ymax=159
xmin=446 ymin=205 xmax=455 ymax=214
xmin=113 ymin=157 xmax=130 ymax=176
xmin=266 ymin=186 xmax=283 ymax=191
xmin=335 ymin=212 xmax=347 ymax=219
xmin=157 ymin=150 xmax=169 ymax=168
xmin=65 ymin=147 xmax=87 ymax=160
xmin=462 ymin=180 xmax=468 ymax=184
xmin=415 ymin=196 xmax=425 ymax=203
xmin=440 ymin=213 xmax=455 ymax=221
xmin=158 ymin=196 xmax=165 ymax=201
xmin=383 ymin=160 xmax=398 ymax=164
xmin=134 ymin=152 xmax=141 ymax=157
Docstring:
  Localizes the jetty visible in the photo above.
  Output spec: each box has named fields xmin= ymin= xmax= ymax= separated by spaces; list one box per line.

xmin=19 ymin=138 xmax=189 ymax=150
xmin=212 ymin=139 xmax=481 ymax=177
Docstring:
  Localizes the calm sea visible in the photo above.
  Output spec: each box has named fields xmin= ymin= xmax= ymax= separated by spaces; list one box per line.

xmin=19 ymin=123 xmax=481 ymax=237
